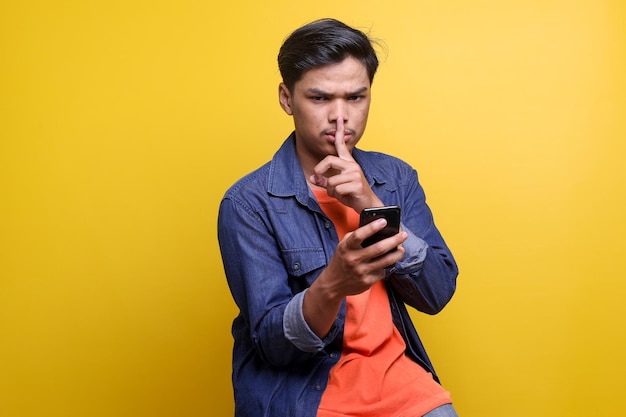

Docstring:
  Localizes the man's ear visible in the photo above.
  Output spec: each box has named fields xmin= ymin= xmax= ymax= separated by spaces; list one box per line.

xmin=278 ymin=83 xmax=293 ymax=115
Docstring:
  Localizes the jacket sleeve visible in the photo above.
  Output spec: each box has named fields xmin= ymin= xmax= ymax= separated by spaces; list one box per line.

xmin=385 ymin=168 xmax=458 ymax=315
xmin=218 ymin=196 xmax=339 ymax=367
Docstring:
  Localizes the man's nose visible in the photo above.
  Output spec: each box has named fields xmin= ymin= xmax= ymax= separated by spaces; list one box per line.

xmin=329 ymin=100 xmax=348 ymax=123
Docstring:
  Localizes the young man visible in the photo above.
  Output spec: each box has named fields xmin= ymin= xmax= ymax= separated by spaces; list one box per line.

xmin=218 ymin=18 xmax=459 ymax=417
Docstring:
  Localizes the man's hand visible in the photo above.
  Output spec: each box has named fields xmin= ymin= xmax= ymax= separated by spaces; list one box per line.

xmin=324 ymin=218 xmax=407 ymax=296
xmin=310 ymin=118 xmax=383 ymax=213
xmin=302 ymin=216 xmax=408 ymax=338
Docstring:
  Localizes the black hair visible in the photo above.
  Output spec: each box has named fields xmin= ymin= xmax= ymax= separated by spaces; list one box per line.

xmin=278 ymin=18 xmax=379 ymax=92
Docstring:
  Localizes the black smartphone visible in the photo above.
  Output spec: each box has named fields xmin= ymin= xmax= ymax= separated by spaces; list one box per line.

xmin=359 ymin=206 xmax=401 ymax=249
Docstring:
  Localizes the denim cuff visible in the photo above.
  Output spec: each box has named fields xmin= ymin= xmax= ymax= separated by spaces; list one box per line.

xmin=283 ymin=290 xmax=326 ymax=353
xmin=387 ymin=223 xmax=428 ymax=276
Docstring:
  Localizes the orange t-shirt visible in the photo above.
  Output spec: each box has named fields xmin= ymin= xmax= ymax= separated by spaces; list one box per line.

xmin=313 ymin=189 xmax=451 ymax=417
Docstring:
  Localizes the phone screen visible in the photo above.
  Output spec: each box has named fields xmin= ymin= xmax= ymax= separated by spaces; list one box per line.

xmin=359 ymin=206 xmax=401 ymax=248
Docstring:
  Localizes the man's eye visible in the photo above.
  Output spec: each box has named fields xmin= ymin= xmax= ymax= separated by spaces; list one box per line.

xmin=348 ymin=96 xmax=363 ymax=101
xmin=312 ymin=96 xmax=326 ymax=101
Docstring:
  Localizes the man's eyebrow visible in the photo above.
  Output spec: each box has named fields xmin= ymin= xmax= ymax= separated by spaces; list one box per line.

xmin=306 ymin=86 xmax=369 ymax=96
xmin=306 ymin=88 xmax=330 ymax=96
xmin=349 ymin=86 xmax=369 ymax=95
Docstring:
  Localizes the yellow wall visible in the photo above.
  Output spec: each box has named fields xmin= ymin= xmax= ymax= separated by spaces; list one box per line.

xmin=1 ymin=1 xmax=624 ymax=416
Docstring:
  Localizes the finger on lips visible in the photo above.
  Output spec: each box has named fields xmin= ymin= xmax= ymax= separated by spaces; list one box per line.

xmin=334 ymin=118 xmax=352 ymax=160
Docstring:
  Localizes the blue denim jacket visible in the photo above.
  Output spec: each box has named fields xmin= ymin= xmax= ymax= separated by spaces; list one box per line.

xmin=218 ymin=133 xmax=458 ymax=417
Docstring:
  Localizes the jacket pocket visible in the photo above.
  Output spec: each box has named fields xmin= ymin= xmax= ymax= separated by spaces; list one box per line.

xmin=281 ymin=248 xmax=326 ymax=293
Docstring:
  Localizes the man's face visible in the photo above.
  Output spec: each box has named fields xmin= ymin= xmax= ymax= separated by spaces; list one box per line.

xmin=279 ymin=56 xmax=372 ymax=171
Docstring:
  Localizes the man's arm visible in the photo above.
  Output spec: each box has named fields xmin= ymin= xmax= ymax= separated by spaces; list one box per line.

xmin=218 ymin=197 xmax=326 ymax=366
xmin=385 ymin=170 xmax=458 ymax=314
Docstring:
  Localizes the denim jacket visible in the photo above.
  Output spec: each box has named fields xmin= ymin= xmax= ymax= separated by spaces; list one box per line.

xmin=218 ymin=133 xmax=458 ymax=417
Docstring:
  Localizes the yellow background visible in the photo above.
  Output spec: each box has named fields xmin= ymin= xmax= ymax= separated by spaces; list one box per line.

xmin=1 ymin=1 xmax=625 ymax=416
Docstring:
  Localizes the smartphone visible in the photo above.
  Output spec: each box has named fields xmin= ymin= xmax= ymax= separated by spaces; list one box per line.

xmin=359 ymin=206 xmax=401 ymax=249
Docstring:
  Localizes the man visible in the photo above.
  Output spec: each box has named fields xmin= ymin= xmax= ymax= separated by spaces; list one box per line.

xmin=218 ymin=18 xmax=459 ymax=417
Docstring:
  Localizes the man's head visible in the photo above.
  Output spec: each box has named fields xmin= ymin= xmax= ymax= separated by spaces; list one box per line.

xmin=277 ymin=19 xmax=380 ymax=174
xmin=278 ymin=18 xmax=379 ymax=93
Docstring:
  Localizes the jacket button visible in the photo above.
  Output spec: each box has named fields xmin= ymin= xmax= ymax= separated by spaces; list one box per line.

xmin=324 ymin=221 xmax=331 ymax=229
xmin=293 ymin=263 xmax=300 ymax=271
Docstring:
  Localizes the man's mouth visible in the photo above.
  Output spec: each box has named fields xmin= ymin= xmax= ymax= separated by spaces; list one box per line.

xmin=324 ymin=129 xmax=355 ymax=140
